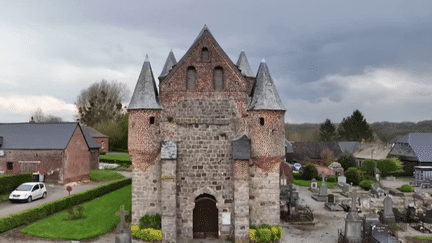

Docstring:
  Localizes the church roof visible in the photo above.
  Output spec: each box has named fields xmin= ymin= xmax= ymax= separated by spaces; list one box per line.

xmin=160 ymin=25 xmax=244 ymax=85
xmin=128 ymin=55 xmax=162 ymax=110
xmin=392 ymin=133 xmax=432 ymax=162
xmin=159 ymin=50 xmax=177 ymax=79
xmin=236 ymin=50 xmax=254 ymax=77
xmin=248 ymin=59 xmax=286 ymax=111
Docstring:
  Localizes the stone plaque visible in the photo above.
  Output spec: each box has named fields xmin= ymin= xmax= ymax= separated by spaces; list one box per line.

xmin=338 ymin=176 xmax=346 ymax=184
xmin=222 ymin=212 xmax=231 ymax=225
xmin=161 ymin=141 xmax=177 ymax=159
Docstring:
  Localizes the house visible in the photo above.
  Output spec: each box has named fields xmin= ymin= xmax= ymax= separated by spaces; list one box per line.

xmin=291 ymin=142 xmax=343 ymax=165
xmin=388 ymin=133 xmax=432 ymax=167
xmin=81 ymin=126 xmax=109 ymax=152
xmin=0 ymin=122 xmax=100 ymax=184
xmin=354 ymin=142 xmax=392 ymax=167
xmin=128 ymin=26 xmax=286 ymax=242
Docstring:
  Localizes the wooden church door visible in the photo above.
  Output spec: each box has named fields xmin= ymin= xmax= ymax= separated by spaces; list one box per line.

xmin=193 ymin=193 xmax=218 ymax=239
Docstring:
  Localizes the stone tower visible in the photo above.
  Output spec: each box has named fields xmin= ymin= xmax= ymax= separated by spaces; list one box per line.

xmin=128 ymin=26 xmax=286 ymax=242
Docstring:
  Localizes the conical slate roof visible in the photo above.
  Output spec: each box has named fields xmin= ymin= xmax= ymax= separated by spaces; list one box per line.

xmin=159 ymin=50 xmax=177 ymax=78
xmin=128 ymin=55 xmax=162 ymax=110
xmin=248 ymin=59 xmax=286 ymax=111
xmin=236 ymin=50 xmax=254 ymax=77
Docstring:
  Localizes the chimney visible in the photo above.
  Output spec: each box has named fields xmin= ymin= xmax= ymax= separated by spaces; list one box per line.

xmin=30 ymin=116 xmax=35 ymax=123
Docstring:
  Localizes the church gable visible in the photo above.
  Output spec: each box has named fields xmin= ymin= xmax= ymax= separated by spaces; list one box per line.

xmin=160 ymin=26 xmax=248 ymax=94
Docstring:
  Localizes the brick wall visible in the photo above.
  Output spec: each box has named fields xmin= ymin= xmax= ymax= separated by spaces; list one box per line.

xmin=89 ymin=148 xmax=99 ymax=170
xmin=64 ymin=126 xmax=90 ymax=184
xmin=94 ymin=137 xmax=109 ymax=152
xmin=0 ymin=150 xmax=63 ymax=181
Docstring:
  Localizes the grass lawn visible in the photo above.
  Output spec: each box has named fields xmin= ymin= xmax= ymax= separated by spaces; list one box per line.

xmin=20 ymin=185 xmax=132 ymax=241
xmin=89 ymin=169 xmax=125 ymax=182
xmin=293 ymin=179 xmax=338 ymax=188
xmin=100 ymin=153 xmax=130 ymax=161
xmin=414 ymin=236 xmax=432 ymax=242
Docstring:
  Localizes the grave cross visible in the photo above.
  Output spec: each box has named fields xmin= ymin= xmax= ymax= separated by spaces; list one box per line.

xmin=115 ymin=205 xmax=130 ymax=233
xmin=321 ymin=173 xmax=326 ymax=185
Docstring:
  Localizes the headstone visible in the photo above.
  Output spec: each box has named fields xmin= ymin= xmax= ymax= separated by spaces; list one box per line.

xmin=310 ymin=178 xmax=318 ymax=191
xmin=318 ymin=184 xmax=328 ymax=197
xmin=341 ymin=183 xmax=352 ymax=194
xmin=338 ymin=176 xmax=346 ymax=184
xmin=114 ymin=205 xmax=131 ymax=243
xmin=364 ymin=214 xmax=380 ymax=237
xmin=360 ymin=197 xmax=370 ymax=211
xmin=344 ymin=191 xmax=362 ymax=243
xmin=383 ymin=196 xmax=395 ymax=223
xmin=161 ymin=140 xmax=177 ymax=159
xmin=371 ymin=223 xmax=390 ymax=243
xmin=328 ymin=194 xmax=335 ymax=203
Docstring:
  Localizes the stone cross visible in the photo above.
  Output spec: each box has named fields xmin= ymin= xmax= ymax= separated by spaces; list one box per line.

xmin=115 ymin=205 xmax=130 ymax=233
xmin=351 ymin=189 xmax=357 ymax=211
xmin=321 ymin=173 xmax=326 ymax=185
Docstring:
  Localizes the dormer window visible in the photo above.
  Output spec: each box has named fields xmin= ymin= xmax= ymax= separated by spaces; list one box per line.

xmin=187 ymin=66 xmax=196 ymax=91
xmin=202 ymin=47 xmax=209 ymax=62
xmin=214 ymin=67 xmax=223 ymax=91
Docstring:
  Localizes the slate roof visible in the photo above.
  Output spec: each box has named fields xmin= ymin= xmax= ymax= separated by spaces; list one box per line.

xmin=353 ymin=143 xmax=391 ymax=160
xmin=292 ymin=142 xmax=343 ymax=161
xmin=81 ymin=126 xmax=108 ymax=138
xmin=128 ymin=55 xmax=162 ymax=110
xmin=339 ymin=141 xmax=360 ymax=154
xmin=389 ymin=133 xmax=432 ymax=162
xmin=159 ymin=50 xmax=177 ymax=79
xmin=0 ymin=122 xmax=98 ymax=150
xmin=233 ymin=135 xmax=251 ymax=160
xmin=236 ymin=50 xmax=254 ymax=77
xmin=248 ymin=60 xmax=286 ymax=111
xmin=285 ymin=140 xmax=293 ymax=153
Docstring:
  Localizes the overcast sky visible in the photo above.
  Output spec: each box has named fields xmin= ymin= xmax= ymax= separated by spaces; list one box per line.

xmin=1 ymin=0 xmax=432 ymax=124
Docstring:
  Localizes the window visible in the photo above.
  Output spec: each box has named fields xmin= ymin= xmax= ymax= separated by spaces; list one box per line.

xmin=202 ymin=47 xmax=209 ymax=62
xmin=187 ymin=66 xmax=196 ymax=91
xmin=260 ymin=117 xmax=264 ymax=126
xmin=101 ymin=142 xmax=105 ymax=149
xmin=32 ymin=184 xmax=39 ymax=191
xmin=214 ymin=67 xmax=223 ymax=91
xmin=40 ymin=184 xmax=44 ymax=189
xmin=7 ymin=162 xmax=13 ymax=170
xmin=150 ymin=116 xmax=155 ymax=124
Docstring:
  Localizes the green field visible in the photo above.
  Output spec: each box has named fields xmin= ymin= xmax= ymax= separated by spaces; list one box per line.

xmin=100 ymin=153 xmax=130 ymax=161
xmin=20 ymin=185 xmax=132 ymax=240
xmin=89 ymin=169 xmax=125 ymax=182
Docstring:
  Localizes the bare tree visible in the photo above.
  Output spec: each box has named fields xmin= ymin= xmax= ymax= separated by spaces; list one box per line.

xmin=75 ymin=80 xmax=130 ymax=126
xmin=31 ymin=108 xmax=63 ymax=123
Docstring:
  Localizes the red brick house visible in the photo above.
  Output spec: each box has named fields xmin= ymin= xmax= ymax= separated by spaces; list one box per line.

xmin=81 ymin=126 xmax=109 ymax=152
xmin=0 ymin=122 xmax=100 ymax=184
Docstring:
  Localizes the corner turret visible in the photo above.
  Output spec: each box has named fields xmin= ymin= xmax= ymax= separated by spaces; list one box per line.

xmin=158 ymin=50 xmax=177 ymax=82
xmin=236 ymin=50 xmax=254 ymax=77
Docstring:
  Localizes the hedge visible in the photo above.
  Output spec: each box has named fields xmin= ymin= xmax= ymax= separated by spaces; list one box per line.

xmin=399 ymin=184 xmax=414 ymax=192
xmin=0 ymin=173 xmax=33 ymax=195
xmin=249 ymin=224 xmax=282 ymax=243
xmin=359 ymin=180 xmax=375 ymax=191
xmin=131 ymin=225 xmax=162 ymax=242
xmin=0 ymin=178 xmax=131 ymax=233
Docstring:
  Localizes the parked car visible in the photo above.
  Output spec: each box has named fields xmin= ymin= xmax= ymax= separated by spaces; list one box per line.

xmin=9 ymin=182 xmax=47 ymax=203
xmin=293 ymin=163 xmax=302 ymax=172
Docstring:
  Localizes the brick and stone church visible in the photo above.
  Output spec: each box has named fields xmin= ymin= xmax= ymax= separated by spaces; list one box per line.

xmin=128 ymin=26 xmax=286 ymax=242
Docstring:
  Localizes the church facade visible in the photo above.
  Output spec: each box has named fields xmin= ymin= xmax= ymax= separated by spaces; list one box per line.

xmin=128 ymin=26 xmax=286 ymax=242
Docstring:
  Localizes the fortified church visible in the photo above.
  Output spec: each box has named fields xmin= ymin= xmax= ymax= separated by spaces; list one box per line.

xmin=128 ymin=26 xmax=286 ymax=242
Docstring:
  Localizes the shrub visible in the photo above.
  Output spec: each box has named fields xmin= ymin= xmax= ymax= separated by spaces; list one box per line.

xmin=359 ymin=180 xmax=375 ymax=191
xmin=0 ymin=178 xmax=131 ymax=234
xmin=249 ymin=224 xmax=282 ymax=243
xmin=345 ymin=167 xmax=361 ymax=185
xmin=293 ymin=173 xmax=303 ymax=180
xmin=139 ymin=214 xmax=161 ymax=230
xmin=302 ymin=163 xmax=318 ymax=180
xmin=338 ymin=151 xmax=357 ymax=171
xmin=360 ymin=159 xmax=376 ymax=176
xmin=326 ymin=175 xmax=337 ymax=183
xmin=271 ymin=226 xmax=282 ymax=241
xmin=363 ymin=175 xmax=376 ymax=181
xmin=256 ymin=228 xmax=272 ymax=243
xmin=250 ymin=224 xmax=258 ymax=230
xmin=399 ymin=184 xmax=414 ymax=192
xmin=249 ymin=229 xmax=256 ymax=242
xmin=131 ymin=227 xmax=162 ymax=241
xmin=376 ymin=159 xmax=398 ymax=177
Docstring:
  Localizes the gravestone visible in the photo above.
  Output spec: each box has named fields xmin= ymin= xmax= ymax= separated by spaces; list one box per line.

xmin=344 ymin=189 xmax=362 ymax=242
xmin=360 ymin=197 xmax=370 ymax=212
xmin=371 ymin=183 xmax=385 ymax=198
xmin=310 ymin=178 xmax=318 ymax=192
xmin=338 ymin=175 xmax=346 ymax=184
xmin=319 ymin=184 xmax=328 ymax=197
xmin=115 ymin=205 xmax=131 ymax=243
xmin=364 ymin=214 xmax=380 ymax=237
xmin=383 ymin=196 xmax=395 ymax=223
xmin=424 ymin=209 xmax=432 ymax=223
xmin=371 ymin=223 xmax=390 ymax=243
xmin=328 ymin=194 xmax=335 ymax=203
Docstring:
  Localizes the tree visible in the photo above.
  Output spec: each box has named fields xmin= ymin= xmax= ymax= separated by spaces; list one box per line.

xmin=75 ymin=80 xmax=130 ymax=127
xmin=360 ymin=159 xmax=376 ymax=177
xmin=31 ymin=108 xmax=63 ymax=123
xmin=338 ymin=151 xmax=357 ymax=171
xmin=93 ymin=113 xmax=128 ymax=151
xmin=376 ymin=159 xmax=398 ymax=177
xmin=321 ymin=148 xmax=335 ymax=166
xmin=337 ymin=109 xmax=373 ymax=141
xmin=345 ymin=167 xmax=361 ymax=185
xmin=302 ymin=163 xmax=318 ymax=180
xmin=319 ymin=119 xmax=336 ymax=141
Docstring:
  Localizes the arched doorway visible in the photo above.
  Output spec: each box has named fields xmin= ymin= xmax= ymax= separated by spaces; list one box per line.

xmin=193 ymin=193 xmax=218 ymax=239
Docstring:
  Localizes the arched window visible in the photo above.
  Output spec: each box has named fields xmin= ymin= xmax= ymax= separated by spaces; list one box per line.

xmin=214 ymin=67 xmax=223 ymax=91
xmin=202 ymin=47 xmax=209 ymax=62
xmin=187 ymin=66 xmax=196 ymax=91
